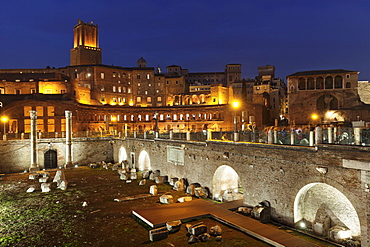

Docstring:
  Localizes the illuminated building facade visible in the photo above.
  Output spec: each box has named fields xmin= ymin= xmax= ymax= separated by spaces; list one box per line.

xmin=0 ymin=19 xmax=281 ymax=134
xmin=287 ymin=69 xmax=365 ymax=125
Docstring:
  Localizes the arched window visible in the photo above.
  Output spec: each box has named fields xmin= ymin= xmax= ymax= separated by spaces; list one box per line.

xmin=346 ymin=82 xmax=351 ymax=88
xmin=316 ymin=77 xmax=323 ymax=89
xmin=334 ymin=76 xmax=342 ymax=89
xmin=316 ymin=94 xmax=338 ymax=110
xmin=307 ymin=77 xmax=314 ymax=90
xmin=298 ymin=78 xmax=306 ymax=90
xmin=325 ymin=76 xmax=333 ymax=89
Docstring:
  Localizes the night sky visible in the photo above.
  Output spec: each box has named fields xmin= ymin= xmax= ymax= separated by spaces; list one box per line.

xmin=1 ymin=1 xmax=370 ymax=81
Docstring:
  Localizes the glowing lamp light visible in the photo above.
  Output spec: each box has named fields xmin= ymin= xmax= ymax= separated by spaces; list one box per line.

xmin=299 ymin=221 xmax=306 ymax=229
xmin=232 ymin=101 xmax=239 ymax=108
xmin=129 ymin=100 xmax=134 ymax=106
xmin=111 ymin=116 xmax=117 ymax=122
xmin=311 ymin=114 xmax=319 ymax=120
xmin=1 ymin=116 xmax=8 ymax=123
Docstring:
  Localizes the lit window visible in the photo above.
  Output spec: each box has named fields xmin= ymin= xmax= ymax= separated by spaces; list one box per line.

xmin=47 ymin=106 xmax=54 ymax=116
xmin=101 ymin=86 xmax=105 ymax=91
xmin=24 ymin=106 xmax=32 ymax=117
xmin=123 ymin=87 xmax=126 ymax=93
xmin=147 ymin=97 xmax=152 ymax=102
xmin=113 ymin=86 xmax=116 ymax=92
xmin=123 ymin=97 xmax=127 ymax=103
xmin=157 ymin=96 xmax=162 ymax=102
xmin=118 ymin=87 xmax=122 ymax=93
xmin=138 ymin=83 xmax=141 ymax=87
xmin=101 ymin=73 xmax=105 ymax=79
xmin=137 ymin=96 xmax=141 ymax=103
xmin=36 ymin=106 xmax=44 ymax=116
xmin=147 ymin=74 xmax=150 ymax=79
xmin=128 ymin=88 xmax=131 ymax=93
xmin=145 ymin=91 xmax=148 ymax=95
xmin=149 ymin=84 xmax=151 ymax=87
xmin=113 ymin=72 xmax=116 ymax=77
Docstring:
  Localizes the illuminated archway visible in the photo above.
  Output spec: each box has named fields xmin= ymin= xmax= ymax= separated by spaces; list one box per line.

xmin=138 ymin=150 xmax=151 ymax=171
xmin=294 ymin=183 xmax=360 ymax=237
xmin=118 ymin=146 xmax=127 ymax=163
xmin=212 ymin=165 xmax=241 ymax=201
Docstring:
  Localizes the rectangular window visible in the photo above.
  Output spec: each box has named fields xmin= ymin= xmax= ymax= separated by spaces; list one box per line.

xmin=157 ymin=96 xmax=162 ymax=102
xmin=24 ymin=119 xmax=31 ymax=133
xmin=118 ymin=87 xmax=122 ymax=93
xmin=123 ymin=87 xmax=126 ymax=93
xmin=147 ymin=97 xmax=152 ymax=102
xmin=61 ymin=119 xmax=66 ymax=132
xmin=128 ymin=88 xmax=131 ymax=93
xmin=47 ymin=106 xmax=54 ymax=116
xmin=101 ymin=73 xmax=105 ymax=79
xmin=101 ymin=85 xmax=105 ymax=91
xmin=146 ymin=74 xmax=150 ymax=79
xmin=24 ymin=106 xmax=32 ymax=117
xmin=15 ymin=89 xmax=21 ymax=94
xmin=113 ymin=72 xmax=116 ymax=77
xmin=48 ymin=119 xmax=55 ymax=132
xmin=0 ymin=88 xmax=4 ymax=94
xmin=36 ymin=106 xmax=44 ymax=116
xmin=137 ymin=74 xmax=140 ymax=79
xmin=113 ymin=86 xmax=116 ymax=92
xmin=61 ymin=90 xmax=66 ymax=94
xmin=123 ymin=97 xmax=127 ymax=103
xmin=36 ymin=119 xmax=44 ymax=132
xmin=137 ymin=96 xmax=141 ymax=103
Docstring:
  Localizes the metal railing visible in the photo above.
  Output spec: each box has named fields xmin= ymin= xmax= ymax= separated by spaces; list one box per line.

xmin=3 ymin=127 xmax=370 ymax=147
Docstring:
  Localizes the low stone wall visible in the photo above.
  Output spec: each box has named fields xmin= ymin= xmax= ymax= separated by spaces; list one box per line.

xmin=0 ymin=138 xmax=113 ymax=173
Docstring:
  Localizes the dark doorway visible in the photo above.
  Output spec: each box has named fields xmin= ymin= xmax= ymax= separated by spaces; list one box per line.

xmin=44 ymin=149 xmax=57 ymax=169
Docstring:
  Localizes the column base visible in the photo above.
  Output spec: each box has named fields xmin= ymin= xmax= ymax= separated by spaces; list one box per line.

xmin=29 ymin=165 xmax=40 ymax=172
xmin=64 ymin=162 xmax=74 ymax=169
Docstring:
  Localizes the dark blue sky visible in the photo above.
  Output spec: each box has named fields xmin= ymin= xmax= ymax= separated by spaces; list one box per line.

xmin=1 ymin=1 xmax=370 ymax=80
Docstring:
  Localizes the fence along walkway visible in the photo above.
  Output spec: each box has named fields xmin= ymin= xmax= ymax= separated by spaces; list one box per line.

xmin=132 ymin=199 xmax=318 ymax=247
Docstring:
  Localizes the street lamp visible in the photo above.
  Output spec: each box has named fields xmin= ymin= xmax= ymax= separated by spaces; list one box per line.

xmin=232 ymin=101 xmax=240 ymax=141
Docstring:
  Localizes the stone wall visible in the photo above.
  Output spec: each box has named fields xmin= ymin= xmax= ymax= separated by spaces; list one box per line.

xmin=0 ymin=138 xmax=112 ymax=173
xmin=114 ymin=138 xmax=370 ymax=245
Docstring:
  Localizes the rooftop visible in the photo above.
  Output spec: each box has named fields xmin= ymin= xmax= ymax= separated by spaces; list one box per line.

xmin=288 ymin=69 xmax=358 ymax=77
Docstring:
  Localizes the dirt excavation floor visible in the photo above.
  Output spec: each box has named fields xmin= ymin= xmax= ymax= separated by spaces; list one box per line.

xmin=0 ymin=166 xmax=336 ymax=247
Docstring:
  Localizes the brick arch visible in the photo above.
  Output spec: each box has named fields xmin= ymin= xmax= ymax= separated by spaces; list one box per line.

xmin=294 ymin=182 xmax=361 ymax=237
xmin=212 ymin=165 xmax=241 ymax=201
xmin=289 ymin=175 xmax=364 ymax=239
xmin=137 ymin=150 xmax=151 ymax=171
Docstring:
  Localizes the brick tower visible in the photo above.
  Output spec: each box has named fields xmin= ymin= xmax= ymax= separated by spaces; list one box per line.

xmin=70 ymin=19 xmax=102 ymax=66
